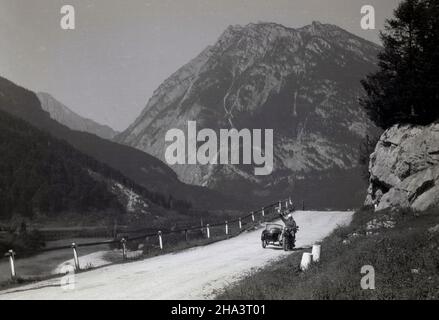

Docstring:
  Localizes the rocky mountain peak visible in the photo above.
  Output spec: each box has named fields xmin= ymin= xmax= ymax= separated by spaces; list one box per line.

xmin=117 ymin=22 xmax=382 ymax=207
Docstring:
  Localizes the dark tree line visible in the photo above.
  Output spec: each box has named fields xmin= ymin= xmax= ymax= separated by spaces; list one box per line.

xmin=361 ymin=0 xmax=439 ymax=129
xmin=0 ymin=110 xmax=191 ymax=220
xmin=0 ymin=110 xmax=122 ymax=218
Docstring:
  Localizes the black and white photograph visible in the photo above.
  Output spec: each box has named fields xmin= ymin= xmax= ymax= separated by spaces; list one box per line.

xmin=0 ymin=0 xmax=438 ymax=307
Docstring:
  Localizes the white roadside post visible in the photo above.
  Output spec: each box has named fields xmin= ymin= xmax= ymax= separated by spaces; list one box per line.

xmin=225 ymin=221 xmax=229 ymax=235
xmin=121 ymin=238 xmax=127 ymax=260
xmin=251 ymin=212 xmax=255 ymax=222
xmin=277 ymin=201 xmax=282 ymax=213
xmin=206 ymin=224 xmax=210 ymax=239
xmin=5 ymin=250 xmax=16 ymax=279
xmin=238 ymin=218 xmax=242 ymax=230
xmin=300 ymin=252 xmax=312 ymax=271
xmin=158 ymin=231 xmax=163 ymax=250
xmin=71 ymin=243 xmax=80 ymax=271
xmin=261 ymin=208 xmax=265 ymax=217
xmin=312 ymin=244 xmax=321 ymax=262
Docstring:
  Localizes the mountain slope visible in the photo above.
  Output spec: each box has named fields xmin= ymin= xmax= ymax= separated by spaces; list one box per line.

xmin=0 ymin=108 xmax=154 ymax=223
xmin=37 ymin=92 xmax=118 ymax=140
xmin=117 ymin=22 xmax=382 ymax=208
xmin=0 ymin=76 xmax=241 ymax=211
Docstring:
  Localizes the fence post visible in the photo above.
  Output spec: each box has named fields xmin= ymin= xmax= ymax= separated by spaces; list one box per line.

xmin=225 ymin=221 xmax=229 ymax=235
xmin=71 ymin=243 xmax=80 ymax=271
xmin=185 ymin=229 xmax=188 ymax=242
xmin=300 ymin=253 xmax=312 ymax=271
xmin=251 ymin=212 xmax=255 ymax=222
xmin=5 ymin=250 xmax=16 ymax=279
xmin=206 ymin=224 xmax=210 ymax=239
xmin=261 ymin=208 xmax=265 ymax=217
xmin=121 ymin=238 xmax=127 ymax=260
xmin=158 ymin=231 xmax=163 ymax=250
xmin=312 ymin=244 xmax=321 ymax=262
xmin=285 ymin=200 xmax=289 ymax=208
xmin=277 ymin=201 xmax=282 ymax=213
xmin=238 ymin=218 xmax=242 ymax=230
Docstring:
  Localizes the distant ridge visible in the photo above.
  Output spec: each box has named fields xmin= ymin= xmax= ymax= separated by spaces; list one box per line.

xmin=37 ymin=92 xmax=119 ymax=140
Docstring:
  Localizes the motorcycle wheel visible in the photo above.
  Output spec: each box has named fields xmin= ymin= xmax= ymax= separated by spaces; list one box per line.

xmin=261 ymin=240 xmax=267 ymax=248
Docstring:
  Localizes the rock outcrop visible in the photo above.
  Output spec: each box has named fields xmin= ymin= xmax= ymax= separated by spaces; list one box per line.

xmin=366 ymin=122 xmax=439 ymax=211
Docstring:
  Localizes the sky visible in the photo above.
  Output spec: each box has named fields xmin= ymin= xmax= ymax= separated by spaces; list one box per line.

xmin=0 ymin=0 xmax=401 ymax=131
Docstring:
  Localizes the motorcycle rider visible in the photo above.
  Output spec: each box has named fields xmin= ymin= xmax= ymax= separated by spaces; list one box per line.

xmin=278 ymin=202 xmax=298 ymax=249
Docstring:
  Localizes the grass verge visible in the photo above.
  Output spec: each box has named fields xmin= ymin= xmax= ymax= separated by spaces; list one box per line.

xmin=217 ymin=207 xmax=439 ymax=300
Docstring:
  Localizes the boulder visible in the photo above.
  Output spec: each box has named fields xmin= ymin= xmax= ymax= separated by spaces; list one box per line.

xmin=366 ymin=122 xmax=439 ymax=211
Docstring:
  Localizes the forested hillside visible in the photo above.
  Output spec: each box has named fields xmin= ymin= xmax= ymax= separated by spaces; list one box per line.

xmin=0 ymin=76 xmax=243 ymax=210
xmin=0 ymin=109 xmax=185 ymax=221
xmin=0 ymin=110 xmax=117 ymax=218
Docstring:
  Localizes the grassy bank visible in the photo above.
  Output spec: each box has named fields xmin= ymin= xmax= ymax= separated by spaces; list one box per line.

xmin=217 ymin=208 xmax=439 ymax=300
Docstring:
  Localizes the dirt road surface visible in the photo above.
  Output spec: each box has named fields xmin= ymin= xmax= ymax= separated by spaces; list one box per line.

xmin=0 ymin=211 xmax=353 ymax=300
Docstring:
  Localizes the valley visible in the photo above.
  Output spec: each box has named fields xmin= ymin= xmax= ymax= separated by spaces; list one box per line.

xmin=1 ymin=0 xmax=438 ymax=303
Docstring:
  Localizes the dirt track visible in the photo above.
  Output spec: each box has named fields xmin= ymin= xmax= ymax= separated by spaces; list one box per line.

xmin=0 ymin=211 xmax=353 ymax=300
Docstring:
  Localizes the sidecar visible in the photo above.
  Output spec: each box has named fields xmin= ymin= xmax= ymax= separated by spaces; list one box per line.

xmin=261 ymin=223 xmax=283 ymax=248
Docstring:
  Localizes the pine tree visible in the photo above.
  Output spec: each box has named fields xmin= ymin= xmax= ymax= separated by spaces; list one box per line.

xmin=360 ymin=0 xmax=439 ymax=129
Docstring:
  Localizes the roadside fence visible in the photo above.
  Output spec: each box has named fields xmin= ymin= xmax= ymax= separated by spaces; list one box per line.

xmin=1 ymin=198 xmax=294 ymax=283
